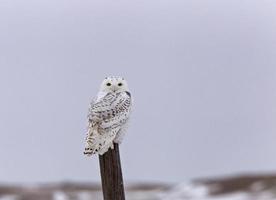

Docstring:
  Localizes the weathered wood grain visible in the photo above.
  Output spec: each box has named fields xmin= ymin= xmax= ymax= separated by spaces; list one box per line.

xmin=99 ymin=143 xmax=125 ymax=200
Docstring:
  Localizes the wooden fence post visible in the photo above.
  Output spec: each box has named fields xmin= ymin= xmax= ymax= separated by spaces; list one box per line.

xmin=99 ymin=143 xmax=126 ymax=200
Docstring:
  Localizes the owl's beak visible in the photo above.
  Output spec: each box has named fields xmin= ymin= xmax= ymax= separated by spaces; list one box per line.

xmin=111 ymin=85 xmax=117 ymax=92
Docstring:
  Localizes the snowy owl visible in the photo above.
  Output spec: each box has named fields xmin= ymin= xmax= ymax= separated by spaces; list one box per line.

xmin=84 ymin=76 xmax=132 ymax=156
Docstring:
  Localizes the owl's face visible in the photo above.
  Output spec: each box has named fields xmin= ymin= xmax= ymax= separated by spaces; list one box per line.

xmin=100 ymin=76 xmax=129 ymax=93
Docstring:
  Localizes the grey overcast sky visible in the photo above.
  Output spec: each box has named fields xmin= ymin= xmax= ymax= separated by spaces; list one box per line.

xmin=0 ymin=0 xmax=276 ymax=184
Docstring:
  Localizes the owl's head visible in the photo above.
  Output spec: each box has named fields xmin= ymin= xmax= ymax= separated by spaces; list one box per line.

xmin=100 ymin=76 xmax=129 ymax=93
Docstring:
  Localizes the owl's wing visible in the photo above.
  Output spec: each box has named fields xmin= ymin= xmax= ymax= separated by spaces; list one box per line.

xmin=107 ymin=91 xmax=132 ymax=144
xmin=88 ymin=92 xmax=117 ymax=121
xmin=89 ymin=91 xmax=131 ymax=122
xmin=84 ymin=92 xmax=131 ymax=156
xmin=99 ymin=91 xmax=132 ymax=129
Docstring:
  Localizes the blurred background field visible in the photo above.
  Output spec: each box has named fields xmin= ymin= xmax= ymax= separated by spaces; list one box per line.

xmin=1 ymin=174 xmax=276 ymax=199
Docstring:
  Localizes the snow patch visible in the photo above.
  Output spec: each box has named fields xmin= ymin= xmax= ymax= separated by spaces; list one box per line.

xmin=0 ymin=195 xmax=18 ymax=200
xmin=53 ymin=191 xmax=68 ymax=200
xmin=160 ymin=182 xmax=208 ymax=200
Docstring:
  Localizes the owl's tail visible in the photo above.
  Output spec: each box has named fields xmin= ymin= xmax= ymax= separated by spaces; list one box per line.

xmin=84 ymin=123 xmax=99 ymax=156
xmin=84 ymin=132 xmax=117 ymax=157
xmin=84 ymin=125 xmax=111 ymax=156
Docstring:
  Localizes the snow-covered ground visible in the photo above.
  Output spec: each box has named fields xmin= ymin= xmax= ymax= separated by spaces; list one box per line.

xmin=1 ymin=174 xmax=276 ymax=200
xmin=159 ymin=182 xmax=276 ymax=200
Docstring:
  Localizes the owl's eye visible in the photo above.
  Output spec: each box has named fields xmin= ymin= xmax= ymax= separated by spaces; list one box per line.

xmin=118 ymin=83 xmax=123 ymax=86
xmin=106 ymin=83 xmax=111 ymax=86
